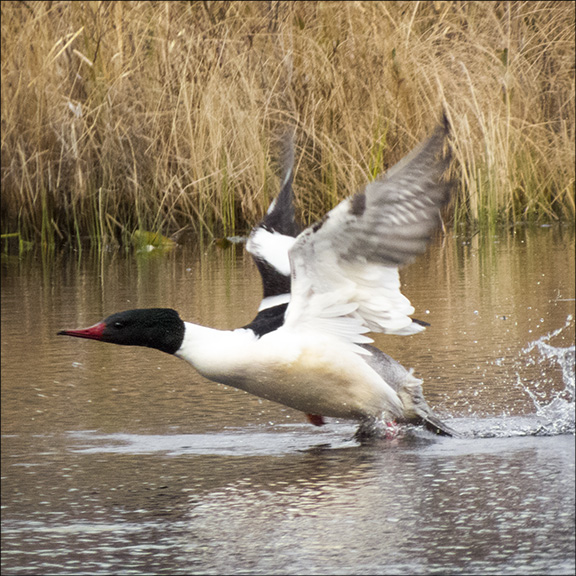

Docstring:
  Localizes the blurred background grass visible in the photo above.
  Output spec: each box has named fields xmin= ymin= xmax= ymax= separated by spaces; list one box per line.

xmin=1 ymin=1 xmax=574 ymax=247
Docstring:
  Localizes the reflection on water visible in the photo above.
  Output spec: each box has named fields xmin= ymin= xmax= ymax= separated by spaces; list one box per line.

xmin=1 ymin=225 xmax=575 ymax=575
xmin=1 ymin=431 xmax=574 ymax=575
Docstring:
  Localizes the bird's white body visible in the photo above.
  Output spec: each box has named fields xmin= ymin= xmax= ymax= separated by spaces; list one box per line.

xmin=176 ymin=322 xmax=402 ymax=420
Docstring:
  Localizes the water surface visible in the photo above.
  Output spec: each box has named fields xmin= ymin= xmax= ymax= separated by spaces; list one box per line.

xmin=2 ymin=225 xmax=574 ymax=575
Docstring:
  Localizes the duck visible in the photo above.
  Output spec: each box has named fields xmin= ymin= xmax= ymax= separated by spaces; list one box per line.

xmin=58 ymin=117 xmax=458 ymax=439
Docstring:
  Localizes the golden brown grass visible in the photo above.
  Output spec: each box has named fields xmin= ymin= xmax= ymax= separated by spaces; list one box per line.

xmin=1 ymin=1 xmax=574 ymax=247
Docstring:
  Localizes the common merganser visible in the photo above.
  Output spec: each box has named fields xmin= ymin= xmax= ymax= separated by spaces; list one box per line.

xmin=59 ymin=117 xmax=457 ymax=438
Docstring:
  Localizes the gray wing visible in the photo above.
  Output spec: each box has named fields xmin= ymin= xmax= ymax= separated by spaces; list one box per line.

xmin=330 ymin=118 xmax=451 ymax=266
xmin=283 ymin=119 xmax=452 ymax=342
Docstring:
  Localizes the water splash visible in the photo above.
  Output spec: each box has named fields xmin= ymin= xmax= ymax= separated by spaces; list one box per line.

xmin=468 ymin=315 xmax=575 ymax=438
xmin=519 ymin=314 xmax=575 ymax=435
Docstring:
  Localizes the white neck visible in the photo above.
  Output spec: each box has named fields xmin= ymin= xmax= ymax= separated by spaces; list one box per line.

xmin=175 ymin=322 xmax=258 ymax=387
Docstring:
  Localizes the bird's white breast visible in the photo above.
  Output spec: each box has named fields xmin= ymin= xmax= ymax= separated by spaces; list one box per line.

xmin=177 ymin=323 xmax=403 ymax=420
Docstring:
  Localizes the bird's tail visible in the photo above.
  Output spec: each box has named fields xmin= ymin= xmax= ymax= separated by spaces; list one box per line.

xmin=421 ymin=413 xmax=460 ymax=437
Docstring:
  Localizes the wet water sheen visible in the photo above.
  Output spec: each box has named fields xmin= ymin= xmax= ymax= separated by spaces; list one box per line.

xmin=2 ymin=225 xmax=575 ymax=575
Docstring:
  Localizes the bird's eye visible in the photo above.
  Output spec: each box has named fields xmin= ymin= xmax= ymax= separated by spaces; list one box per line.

xmin=113 ymin=322 xmax=124 ymax=329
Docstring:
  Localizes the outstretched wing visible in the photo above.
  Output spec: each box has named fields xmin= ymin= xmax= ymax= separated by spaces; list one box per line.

xmin=246 ymin=133 xmax=301 ymax=311
xmin=283 ymin=119 xmax=452 ymax=349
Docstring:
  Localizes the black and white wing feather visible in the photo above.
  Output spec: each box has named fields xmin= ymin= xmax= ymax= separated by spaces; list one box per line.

xmin=283 ymin=120 xmax=452 ymax=348
xmin=246 ymin=135 xmax=301 ymax=311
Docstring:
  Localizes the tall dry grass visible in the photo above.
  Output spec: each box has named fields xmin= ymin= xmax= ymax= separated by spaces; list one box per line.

xmin=1 ymin=1 xmax=574 ymax=247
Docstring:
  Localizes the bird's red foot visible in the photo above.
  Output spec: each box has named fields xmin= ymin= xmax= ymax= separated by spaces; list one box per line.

xmin=306 ymin=414 xmax=326 ymax=426
xmin=385 ymin=421 xmax=400 ymax=439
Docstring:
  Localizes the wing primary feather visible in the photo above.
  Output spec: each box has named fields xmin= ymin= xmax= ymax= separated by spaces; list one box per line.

xmin=283 ymin=118 xmax=452 ymax=341
xmin=247 ymin=131 xmax=302 ymax=306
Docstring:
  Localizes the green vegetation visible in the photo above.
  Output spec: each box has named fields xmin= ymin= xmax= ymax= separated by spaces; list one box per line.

xmin=1 ymin=1 xmax=574 ymax=248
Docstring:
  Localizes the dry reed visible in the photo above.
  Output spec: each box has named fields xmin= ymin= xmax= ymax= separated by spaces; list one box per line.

xmin=1 ymin=1 xmax=574 ymax=247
